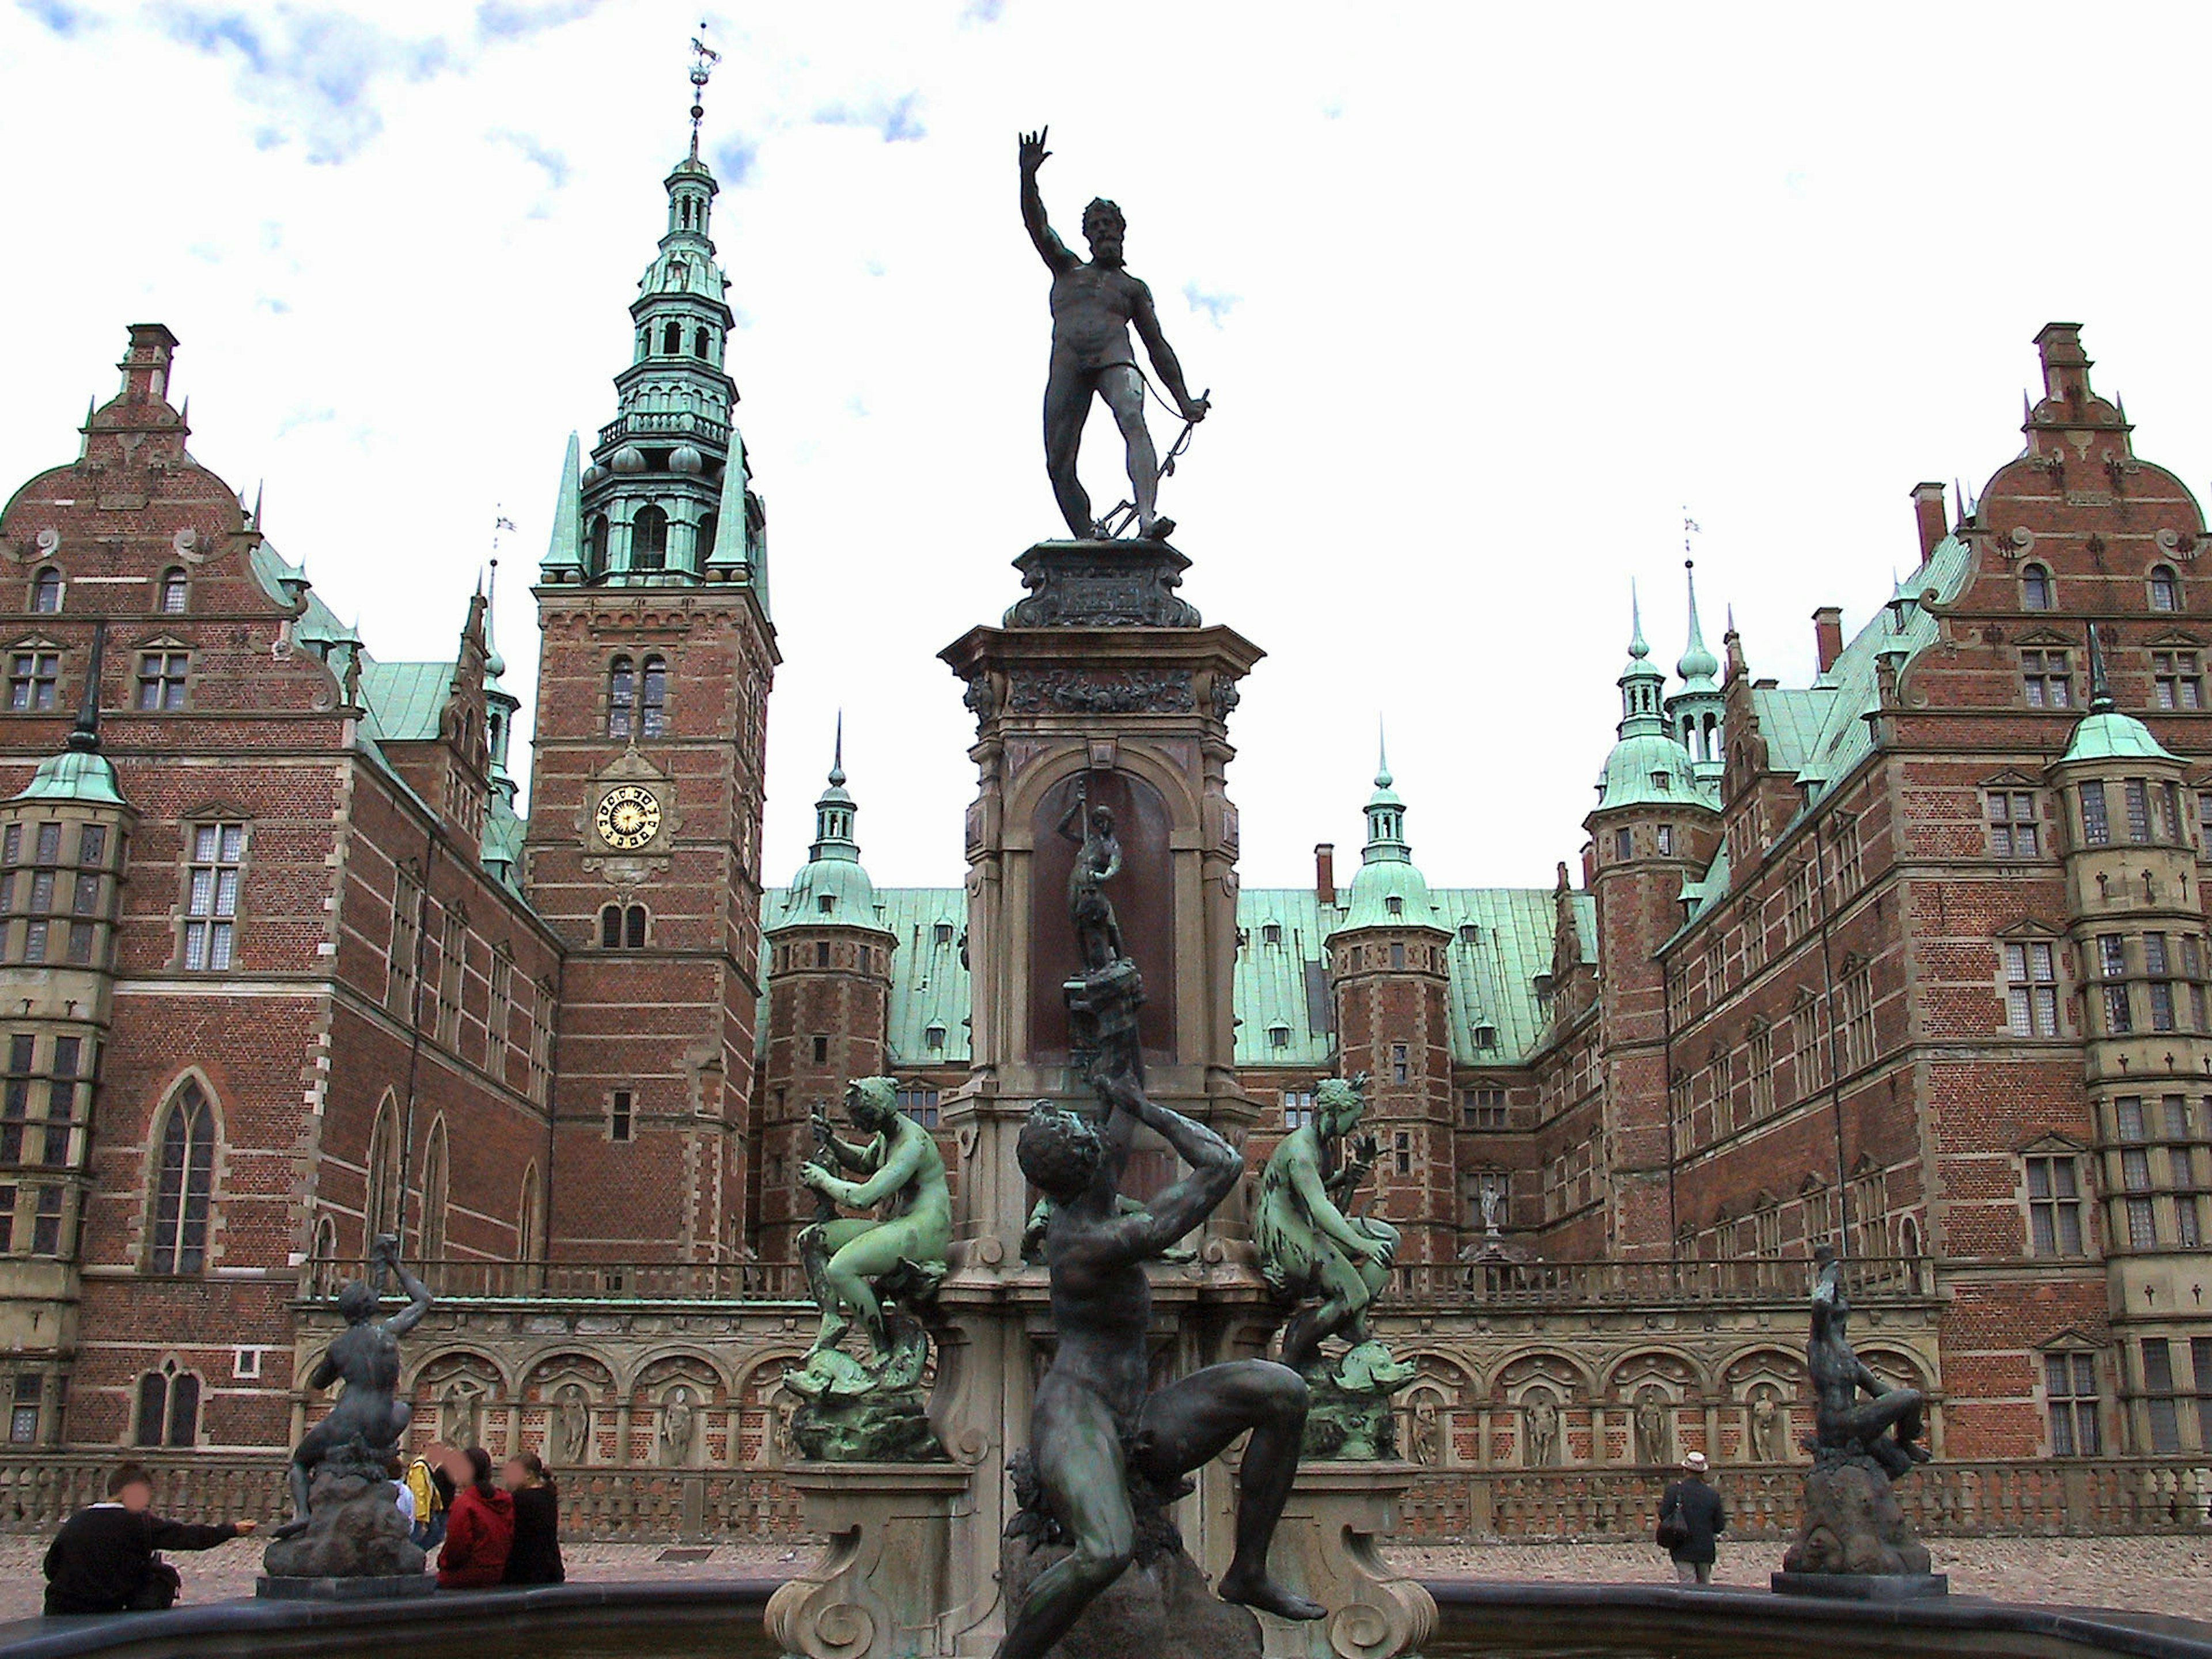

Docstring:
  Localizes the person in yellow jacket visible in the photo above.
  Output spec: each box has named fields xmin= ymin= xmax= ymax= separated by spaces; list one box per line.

xmin=403 ymin=1442 xmax=453 ymax=1551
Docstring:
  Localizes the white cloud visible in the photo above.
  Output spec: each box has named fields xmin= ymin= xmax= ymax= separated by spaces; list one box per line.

xmin=5 ymin=1 xmax=2212 ymax=893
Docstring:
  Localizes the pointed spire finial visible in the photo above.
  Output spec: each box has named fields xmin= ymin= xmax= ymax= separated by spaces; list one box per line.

xmin=1628 ymin=580 xmax=1649 ymax=659
xmin=831 ymin=711 xmax=847 ymax=787
xmin=1375 ymin=718 xmax=1391 ymax=790
xmin=69 ymin=622 xmax=105 ymax=753
xmin=2087 ymin=621 xmax=2115 ymax=714
xmin=687 ymin=21 xmax=721 ymax=160
xmin=251 ymin=479 xmax=264 ymax=532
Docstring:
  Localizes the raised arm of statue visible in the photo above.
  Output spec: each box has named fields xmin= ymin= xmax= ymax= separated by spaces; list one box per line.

xmin=1019 ymin=128 xmax=1077 ymax=273
xmin=1056 ymin=777 xmax=1088 ymax=846
xmin=1097 ymin=1097 xmax=1238 ymax=1263
xmin=382 ymin=1253 xmax=435 ymax=1338
xmin=1131 ymin=282 xmax=1209 ymax=423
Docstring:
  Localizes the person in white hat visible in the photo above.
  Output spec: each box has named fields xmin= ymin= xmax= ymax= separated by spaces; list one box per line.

xmin=1657 ymin=1450 xmax=1726 ymax=1584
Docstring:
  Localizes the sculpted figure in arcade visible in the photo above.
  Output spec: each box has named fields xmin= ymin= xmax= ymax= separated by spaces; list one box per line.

xmin=1255 ymin=1075 xmax=1400 ymax=1374
xmin=1019 ymin=127 xmax=1209 ymax=541
xmin=797 ymin=1076 xmax=953 ymax=1363
xmin=274 ymin=1233 xmax=433 ymax=1540
xmin=1000 ymin=1095 xmax=1323 ymax=1659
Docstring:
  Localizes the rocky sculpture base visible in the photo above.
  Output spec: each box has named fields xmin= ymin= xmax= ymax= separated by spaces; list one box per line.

xmin=1777 ymin=1450 xmax=1940 ymax=1586
xmin=1002 ymin=1535 xmax=1259 ymax=1659
xmin=1297 ymin=1341 xmax=1415 ymax=1463
xmin=257 ymin=1445 xmax=426 ymax=1595
xmin=1260 ymin=1461 xmax=1435 ymax=1659
xmin=1005 ymin=540 xmax=1200 ymax=629
xmin=789 ymin=1387 xmax=941 ymax=1463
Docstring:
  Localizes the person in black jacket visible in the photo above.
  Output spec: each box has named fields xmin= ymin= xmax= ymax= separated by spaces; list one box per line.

xmin=499 ymin=1452 xmax=565 ymax=1585
xmin=1658 ymin=1451 xmax=1726 ymax=1585
xmin=43 ymin=1463 xmax=258 ymax=1615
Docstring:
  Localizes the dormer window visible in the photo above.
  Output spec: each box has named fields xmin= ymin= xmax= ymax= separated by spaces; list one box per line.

xmin=1384 ymin=896 xmax=1404 ymax=916
xmin=817 ymin=893 xmax=835 ymax=914
xmin=925 ymin=1024 xmax=946 ymax=1052
xmin=1262 ymin=922 xmax=1282 ymax=946
xmin=1459 ymin=924 xmax=1480 ymax=944
xmin=933 ymin=922 xmax=954 ymax=948
xmin=1267 ymin=1024 xmax=1290 ymax=1049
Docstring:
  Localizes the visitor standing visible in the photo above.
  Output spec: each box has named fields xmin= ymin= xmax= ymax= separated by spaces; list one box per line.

xmin=434 ymin=1447 xmax=514 ymax=1589
xmin=43 ymin=1463 xmax=259 ymax=1615
xmin=404 ymin=1443 xmax=452 ymax=1551
xmin=1657 ymin=1450 xmax=1726 ymax=1585
xmin=500 ymin=1452 xmax=566 ymax=1585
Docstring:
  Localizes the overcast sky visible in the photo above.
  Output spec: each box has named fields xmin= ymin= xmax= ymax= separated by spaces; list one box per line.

xmin=6 ymin=2 xmax=2212 ymax=892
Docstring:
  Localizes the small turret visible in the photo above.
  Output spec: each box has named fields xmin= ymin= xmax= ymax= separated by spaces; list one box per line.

xmin=1334 ymin=730 xmax=1437 ymax=933
xmin=1666 ymin=561 xmax=1725 ymax=777
xmin=1597 ymin=586 xmax=1701 ymax=810
xmin=769 ymin=718 xmax=884 ymax=932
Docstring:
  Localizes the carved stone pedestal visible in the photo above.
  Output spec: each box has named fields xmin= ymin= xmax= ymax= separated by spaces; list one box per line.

xmin=1259 ymin=1462 xmax=1435 ymax=1659
xmin=766 ymin=1462 xmax=973 ymax=1659
xmin=256 ymin=1445 xmax=426 ymax=1597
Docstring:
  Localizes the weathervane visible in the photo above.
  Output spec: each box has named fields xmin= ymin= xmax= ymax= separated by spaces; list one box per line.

xmin=689 ymin=22 xmax=721 ymax=157
xmin=1683 ymin=506 xmax=1701 ymax=560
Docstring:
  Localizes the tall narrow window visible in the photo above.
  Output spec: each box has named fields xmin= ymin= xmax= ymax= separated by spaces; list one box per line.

xmin=625 ymin=904 xmax=646 ymax=948
xmin=609 ymin=1090 xmax=634 ymax=1143
xmin=607 ymin=657 xmax=635 ymax=739
xmin=2021 ymin=563 xmax=2053 ymax=611
xmin=1838 ymin=964 xmax=1875 ymax=1071
xmin=2143 ymin=1339 xmax=2183 ymax=1453
xmin=1748 ymin=1025 xmax=1774 ymax=1116
xmin=693 ymin=325 xmax=711 ymax=359
xmin=6 ymin=651 xmax=58 ymax=713
xmin=2147 ymin=933 xmax=2177 ymax=1031
xmin=2081 ymin=781 xmax=2110 ymax=846
xmin=149 ymin=1080 xmax=215 ymax=1274
xmin=135 ymin=651 xmax=187 ymax=711
xmin=1391 ymin=1043 xmax=1410 ymax=1085
xmin=0 ymin=1036 xmax=32 ymax=1164
xmin=2005 ymin=942 xmax=2059 ymax=1036
xmin=2025 ymin=1155 xmax=2085 ymax=1257
xmin=42 ymin=1036 xmax=81 ymax=1167
xmin=2046 ymin=1354 xmax=2100 ymax=1456
xmin=632 ymin=506 xmax=669 ymax=572
xmin=1987 ymin=791 xmax=2039 ymax=858
xmin=183 ymin=823 xmax=243 ymax=971
xmin=134 ymin=1363 xmax=199 ymax=1449
xmin=365 ymin=1096 xmax=399 ymax=1238
xmin=2150 ymin=565 xmax=2182 ymax=613
xmin=640 ymin=656 xmax=668 ymax=737
xmin=662 ymin=320 xmax=682 ymax=354
xmin=1393 ymin=1131 xmax=1412 ymax=1175
xmin=2021 ymin=649 xmax=2073 ymax=708
xmin=2101 ymin=935 xmax=2134 ymax=1035
xmin=388 ymin=866 xmax=421 ymax=1017
xmin=158 ymin=569 xmax=189 ymax=615
xmin=30 ymin=570 xmax=60 ymax=615
xmin=586 ymin=515 xmax=610 ymax=578
xmin=418 ymin=1119 xmax=449 ymax=1261
xmin=2153 ymin=651 xmax=2203 ymax=710
xmin=2125 ymin=780 xmax=2152 ymax=844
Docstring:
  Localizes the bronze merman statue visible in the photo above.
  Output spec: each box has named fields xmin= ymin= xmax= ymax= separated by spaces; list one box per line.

xmin=1807 ymin=1245 xmax=1930 ymax=1478
xmin=1020 ymin=127 xmax=1209 ymax=541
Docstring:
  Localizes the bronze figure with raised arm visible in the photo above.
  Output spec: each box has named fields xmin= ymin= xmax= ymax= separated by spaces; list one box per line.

xmin=997 ymin=1087 xmax=1323 ymax=1659
xmin=272 ymin=1233 xmax=433 ymax=1540
xmin=1807 ymin=1245 xmax=1930 ymax=1479
xmin=1019 ymin=127 xmax=1209 ymax=542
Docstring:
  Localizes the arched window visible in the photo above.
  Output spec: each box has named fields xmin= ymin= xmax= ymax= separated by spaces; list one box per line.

xmin=632 ymin=506 xmax=668 ymax=572
xmin=2021 ymin=563 xmax=2053 ymax=611
xmin=148 ymin=1080 xmax=215 ymax=1274
xmin=607 ymin=657 xmax=635 ymax=739
xmin=662 ymin=320 xmax=683 ymax=354
xmin=693 ymin=326 xmax=711 ymax=359
xmin=696 ymin=511 xmax=719 ymax=565
xmin=586 ymin=516 xmax=610 ymax=579
xmin=598 ymin=903 xmax=647 ymax=948
xmin=134 ymin=1360 xmax=199 ymax=1448
xmin=626 ymin=904 xmax=646 ymax=948
xmin=157 ymin=568 xmax=189 ymax=615
xmin=2151 ymin=564 xmax=2181 ymax=613
xmin=365 ymin=1093 xmax=399 ymax=1240
xmin=418 ymin=1118 xmax=449 ymax=1262
xmin=640 ymin=654 xmax=668 ymax=737
xmin=310 ymin=1211 xmax=338 ymax=1263
xmin=30 ymin=570 xmax=60 ymax=615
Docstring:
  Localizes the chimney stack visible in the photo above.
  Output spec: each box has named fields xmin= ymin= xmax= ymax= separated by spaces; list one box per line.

xmin=1910 ymin=482 xmax=1948 ymax=561
xmin=1315 ymin=842 xmax=1336 ymax=907
xmin=1813 ymin=606 xmax=1844 ymax=676
xmin=119 ymin=323 xmax=179 ymax=406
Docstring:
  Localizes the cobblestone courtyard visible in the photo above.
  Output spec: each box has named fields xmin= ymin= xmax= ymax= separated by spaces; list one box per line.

xmin=0 ymin=1535 xmax=2205 ymax=1628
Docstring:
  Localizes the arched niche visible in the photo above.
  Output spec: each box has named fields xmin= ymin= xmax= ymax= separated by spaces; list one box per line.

xmin=1027 ymin=769 xmax=1176 ymax=1062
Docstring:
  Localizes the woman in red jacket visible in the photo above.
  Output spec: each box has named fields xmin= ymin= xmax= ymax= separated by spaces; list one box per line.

xmin=435 ymin=1447 xmax=514 ymax=1589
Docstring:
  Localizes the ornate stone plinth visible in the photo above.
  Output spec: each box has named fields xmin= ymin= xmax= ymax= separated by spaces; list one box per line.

xmin=1771 ymin=1570 xmax=1950 ymax=1601
xmin=766 ymin=1462 xmax=973 ymax=1659
xmin=1259 ymin=1463 xmax=1435 ymax=1659
xmin=256 ymin=1446 xmax=426 ymax=1596
xmin=1005 ymin=540 xmax=1200 ymax=629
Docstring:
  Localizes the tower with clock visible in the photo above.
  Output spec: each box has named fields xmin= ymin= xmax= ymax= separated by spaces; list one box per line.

xmin=524 ymin=49 xmax=777 ymax=1264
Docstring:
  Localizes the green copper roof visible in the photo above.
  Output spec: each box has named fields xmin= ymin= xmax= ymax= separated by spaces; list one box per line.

xmin=541 ymin=433 xmax=584 ymax=579
xmin=12 ymin=748 xmax=123 ymax=806
xmin=2061 ymin=709 xmax=2181 ymax=763
xmin=1676 ymin=563 xmax=1719 ymax=688
xmin=1747 ymin=685 xmax=1832 ymax=772
xmin=767 ymin=734 xmax=887 ymax=934
xmin=357 ymin=661 xmax=454 ymax=745
xmin=480 ymin=793 xmax=527 ymax=897
xmin=1596 ymin=585 xmax=1710 ymax=811
xmin=1332 ymin=741 xmax=1444 ymax=935
xmin=755 ymin=887 xmax=969 ymax=1065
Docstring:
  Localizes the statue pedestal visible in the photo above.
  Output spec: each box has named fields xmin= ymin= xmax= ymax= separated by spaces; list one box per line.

xmin=256 ymin=1446 xmax=426 ymax=1595
xmin=766 ymin=1462 xmax=974 ymax=1659
xmin=1259 ymin=1462 xmax=1435 ymax=1659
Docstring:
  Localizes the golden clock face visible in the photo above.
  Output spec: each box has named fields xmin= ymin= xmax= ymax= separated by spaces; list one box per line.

xmin=595 ymin=785 xmax=662 ymax=850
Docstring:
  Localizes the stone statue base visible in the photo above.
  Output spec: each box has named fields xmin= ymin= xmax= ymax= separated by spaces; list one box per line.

xmin=1259 ymin=1461 xmax=1435 ymax=1659
xmin=765 ymin=1461 xmax=972 ymax=1659
xmin=789 ymin=1385 xmax=942 ymax=1463
xmin=1771 ymin=1570 xmax=1950 ymax=1601
xmin=1005 ymin=540 xmax=1200 ymax=630
xmin=1297 ymin=1342 xmax=1415 ymax=1463
xmin=257 ymin=1572 xmax=436 ymax=1601
xmin=1002 ymin=1535 xmax=1259 ymax=1659
xmin=1778 ymin=1450 xmax=1936 ymax=1581
xmin=258 ymin=1445 xmax=426 ymax=1590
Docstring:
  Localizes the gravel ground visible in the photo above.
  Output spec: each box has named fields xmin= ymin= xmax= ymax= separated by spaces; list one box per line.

xmin=0 ymin=1533 xmax=2205 ymax=1627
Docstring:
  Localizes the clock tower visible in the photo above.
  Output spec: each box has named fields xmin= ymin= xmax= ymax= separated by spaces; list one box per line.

xmin=525 ymin=50 xmax=776 ymax=1264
